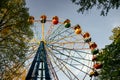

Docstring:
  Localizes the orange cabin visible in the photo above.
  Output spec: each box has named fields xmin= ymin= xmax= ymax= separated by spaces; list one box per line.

xmin=89 ymin=71 xmax=94 ymax=77
xmin=89 ymin=71 xmax=99 ymax=77
xmin=75 ymin=28 xmax=82 ymax=34
xmin=74 ymin=24 xmax=81 ymax=30
xmin=28 ymin=16 xmax=34 ymax=24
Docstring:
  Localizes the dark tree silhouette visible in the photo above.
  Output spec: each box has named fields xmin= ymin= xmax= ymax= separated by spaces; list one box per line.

xmin=0 ymin=0 xmax=33 ymax=79
xmin=71 ymin=0 xmax=120 ymax=16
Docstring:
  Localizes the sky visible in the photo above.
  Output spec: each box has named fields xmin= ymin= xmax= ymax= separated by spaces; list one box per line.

xmin=26 ymin=0 xmax=120 ymax=49
xmin=25 ymin=0 xmax=120 ymax=79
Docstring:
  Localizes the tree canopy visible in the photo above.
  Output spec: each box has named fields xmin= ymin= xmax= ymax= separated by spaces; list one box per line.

xmin=98 ymin=26 xmax=120 ymax=80
xmin=71 ymin=0 xmax=120 ymax=16
xmin=0 ymin=0 xmax=33 ymax=79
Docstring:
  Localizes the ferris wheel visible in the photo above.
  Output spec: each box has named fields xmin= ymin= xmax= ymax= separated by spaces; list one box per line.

xmin=18 ymin=15 xmax=102 ymax=80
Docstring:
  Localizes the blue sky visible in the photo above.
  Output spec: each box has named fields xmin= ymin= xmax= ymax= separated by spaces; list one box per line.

xmin=26 ymin=0 xmax=120 ymax=48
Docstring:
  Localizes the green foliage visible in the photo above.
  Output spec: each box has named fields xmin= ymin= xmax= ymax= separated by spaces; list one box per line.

xmin=71 ymin=0 xmax=120 ymax=16
xmin=98 ymin=26 xmax=120 ymax=80
xmin=0 ymin=0 xmax=33 ymax=79
xmin=109 ymin=26 xmax=120 ymax=42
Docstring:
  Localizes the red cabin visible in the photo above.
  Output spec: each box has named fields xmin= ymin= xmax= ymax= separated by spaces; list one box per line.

xmin=83 ymin=32 xmax=90 ymax=38
xmin=52 ymin=16 xmax=59 ymax=25
xmin=93 ymin=63 xmax=102 ymax=69
xmin=89 ymin=42 xmax=97 ymax=50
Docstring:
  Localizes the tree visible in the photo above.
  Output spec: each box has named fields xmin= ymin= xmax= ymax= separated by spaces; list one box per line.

xmin=0 ymin=0 xmax=33 ymax=79
xmin=71 ymin=0 xmax=120 ymax=16
xmin=109 ymin=26 xmax=120 ymax=42
xmin=98 ymin=26 xmax=120 ymax=80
